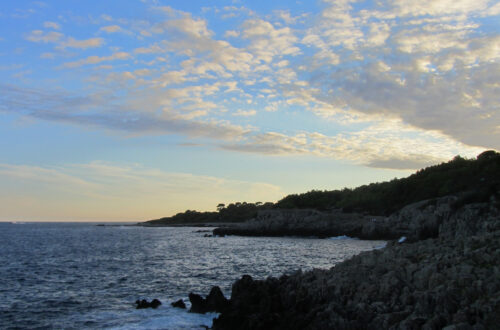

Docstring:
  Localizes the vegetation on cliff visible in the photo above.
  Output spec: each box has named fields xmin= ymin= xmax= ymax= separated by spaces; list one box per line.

xmin=143 ymin=150 xmax=499 ymax=225
xmin=275 ymin=150 xmax=499 ymax=215
xmin=143 ymin=202 xmax=274 ymax=225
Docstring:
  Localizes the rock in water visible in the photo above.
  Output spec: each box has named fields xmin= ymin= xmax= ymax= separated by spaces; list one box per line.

xmin=189 ymin=286 xmax=230 ymax=314
xmin=206 ymin=286 xmax=230 ymax=313
xmin=171 ymin=299 xmax=186 ymax=309
xmin=150 ymin=299 xmax=161 ymax=308
xmin=189 ymin=293 xmax=207 ymax=313
xmin=135 ymin=298 xmax=162 ymax=309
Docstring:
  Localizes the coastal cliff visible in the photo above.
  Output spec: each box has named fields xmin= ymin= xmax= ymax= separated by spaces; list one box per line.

xmin=213 ymin=208 xmax=384 ymax=239
xmin=195 ymin=196 xmax=500 ymax=329
xmin=213 ymin=193 xmax=489 ymax=242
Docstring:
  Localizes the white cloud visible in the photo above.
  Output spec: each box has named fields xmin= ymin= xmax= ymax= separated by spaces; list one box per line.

xmin=487 ymin=2 xmax=500 ymax=15
xmin=155 ymin=6 xmax=212 ymax=38
xmin=43 ymin=21 xmax=61 ymax=30
xmin=242 ymin=19 xmax=301 ymax=63
xmin=25 ymin=30 xmax=63 ymax=43
xmin=62 ymin=52 xmax=131 ymax=68
xmin=25 ymin=30 xmax=103 ymax=49
xmin=366 ymin=22 xmax=390 ymax=46
xmin=233 ymin=109 xmax=256 ymax=117
xmin=388 ymin=0 xmax=491 ymax=17
xmin=100 ymin=25 xmax=122 ymax=33
xmin=274 ymin=10 xmax=307 ymax=25
xmin=134 ymin=43 xmax=164 ymax=54
xmin=0 ymin=83 xmax=251 ymax=141
xmin=225 ymin=30 xmax=240 ymax=38
xmin=60 ymin=37 xmax=104 ymax=49
xmin=220 ymin=120 xmax=484 ymax=169
xmin=394 ymin=28 xmax=469 ymax=53
xmin=11 ymin=1 xmax=500 ymax=168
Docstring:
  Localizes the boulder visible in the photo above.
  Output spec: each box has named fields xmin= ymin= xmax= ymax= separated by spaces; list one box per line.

xmin=171 ymin=299 xmax=186 ymax=309
xmin=135 ymin=298 xmax=162 ymax=309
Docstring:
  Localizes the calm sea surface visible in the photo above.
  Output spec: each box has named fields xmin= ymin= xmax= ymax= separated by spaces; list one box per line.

xmin=0 ymin=222 xmax=385 ymax=329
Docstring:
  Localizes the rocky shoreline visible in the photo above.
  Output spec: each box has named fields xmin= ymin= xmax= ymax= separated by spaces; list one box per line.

xmin=212 ymin=195 xmax=480 ymax=242
xmin=187 ymin=194 xmax=500 ymax=329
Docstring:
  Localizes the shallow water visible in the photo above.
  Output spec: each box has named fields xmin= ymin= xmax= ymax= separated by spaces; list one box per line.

xmin=0 ymin=222 xmax=385 ymax=329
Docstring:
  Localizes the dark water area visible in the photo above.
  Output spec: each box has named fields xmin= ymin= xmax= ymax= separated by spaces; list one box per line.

xmin=0 ymin=222 xmax=385 ymax=329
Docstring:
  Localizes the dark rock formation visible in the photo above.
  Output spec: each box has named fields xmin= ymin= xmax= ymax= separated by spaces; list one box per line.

xmin=213 ymin=209 xmax=383 ymax=239
xmin=189 ymin=293 xmax=207 ymax=313
xmin=189 ymin=286 xmax=230 ymax=314
xmin=135 ymin=298 xmax=161 ymax=309
xmin=201 ymin=197 xmax=500 ymax=329
xmin=171 ymin=299 xmax=186 ymax=309
xmin=213 ymin=193 xmax=499 ymax=242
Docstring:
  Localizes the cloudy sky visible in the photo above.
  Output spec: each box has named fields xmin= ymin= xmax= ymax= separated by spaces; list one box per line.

xmin=1 ymin=0 xmax=498 ymax=221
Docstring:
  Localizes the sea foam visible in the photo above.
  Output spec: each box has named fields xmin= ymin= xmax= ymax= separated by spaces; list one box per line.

xmin=109 ymin=306 xmax=217 ymax=330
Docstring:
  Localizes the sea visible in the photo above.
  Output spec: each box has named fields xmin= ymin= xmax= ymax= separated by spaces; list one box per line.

xmin=0 ymin=222 xmax=386 ymax=329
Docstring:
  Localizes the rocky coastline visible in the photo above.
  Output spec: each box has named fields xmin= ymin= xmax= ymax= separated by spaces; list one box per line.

xmin=188 ymin=194 xmax=500 ymax=329
xmin=212 ymin=194 xmax=486 ymax=242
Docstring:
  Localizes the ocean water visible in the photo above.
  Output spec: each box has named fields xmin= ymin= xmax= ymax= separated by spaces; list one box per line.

xmin=0 ymin=222 xmax=385 ymax=329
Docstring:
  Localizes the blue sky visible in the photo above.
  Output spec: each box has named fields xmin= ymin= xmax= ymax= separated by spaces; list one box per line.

xmin=1 ymin=0 xmax=498 ymax=221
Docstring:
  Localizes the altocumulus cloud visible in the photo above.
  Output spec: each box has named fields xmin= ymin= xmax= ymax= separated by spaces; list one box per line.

xmin=0 ymin=83 xmax=250 ymax=141
xmin=3 ymin=0 xmax=499 ymax=170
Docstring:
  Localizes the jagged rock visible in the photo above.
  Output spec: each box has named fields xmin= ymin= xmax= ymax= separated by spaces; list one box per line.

xmin=135 ymin=298 xmax=161 ymax=309
xmin=189 ymin=286 xmax=230 ymax=314
xmin=188 ymin=293 xmax=206 ymax=313
xmin=206 ymin=286 xmax=230 ymax=313
xmin=171 ymin=299 xmax=186 ymax=309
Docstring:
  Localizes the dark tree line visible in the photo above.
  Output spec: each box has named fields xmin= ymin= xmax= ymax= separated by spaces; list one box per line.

xmin=145 ymin=151 xmax=499 ymax=224
xmin=145 ymin=201 xmax=274 ymax=225
xmin=275 ymin=151 xmax=500 ymax=215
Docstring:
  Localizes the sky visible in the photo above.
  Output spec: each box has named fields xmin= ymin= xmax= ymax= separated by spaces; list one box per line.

xmin=0 ymin=0 xmax=498 ymax=222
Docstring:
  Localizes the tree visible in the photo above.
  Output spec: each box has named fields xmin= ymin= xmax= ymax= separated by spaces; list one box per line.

xmin=217 ymin=203 xmax=225 ymax=212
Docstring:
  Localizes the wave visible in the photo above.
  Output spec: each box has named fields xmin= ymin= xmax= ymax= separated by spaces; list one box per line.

xmin=328 ymin=235 xmax=357 ymax=240
xmin=108 ymin=307 xmax=217 ymax=329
